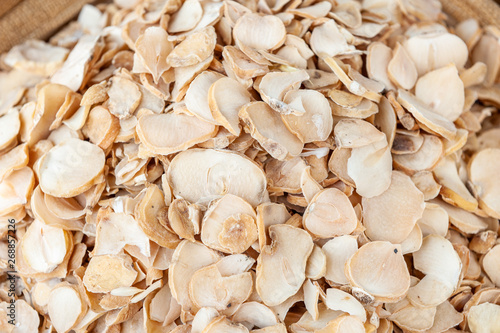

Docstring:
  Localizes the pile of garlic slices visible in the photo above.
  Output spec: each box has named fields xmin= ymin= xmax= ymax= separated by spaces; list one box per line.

xmin=1 ymin=0 xmax=500 ymax=332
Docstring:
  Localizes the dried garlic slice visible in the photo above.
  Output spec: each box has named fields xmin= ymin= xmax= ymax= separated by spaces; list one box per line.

xmin=468 ymin=148 xmax=500 ymax=218
xmin=233 ymin=13 xmax=286 ymax=51
xmin=397 ymin=89 xmax=457 ymax=140
xmin=403 ymin=30 xmax=468 ymax=76
xmin=346 ymin=241 xmax=410 ymax=302
xmin=189 ymin=264 xmax=253 ymax=313
xmin=168 ymin=0 xmax=203 ymax=33
xmin=83 ymin=253 xmax=138 ymax=293
xmin=48 ymin=283 xmax=87 ymax=333
xmin=137 ymin=112 xmax=217 ymax=155
xmin=201 ymin=194 xmax=257 ymax=254
xmin=363 ymin=171 xmax=424 ymax=243
xmin=239 ymin=101 xmax=303 ymax=160
xmin=21 ymin=220 xmax=71 ymax=274
xmin=281 ymin=90 xmax=333 ymax=143
xmin=0 ymin=109 xmax=20 ymax=151
xmin=167 ymin=27 xmax=217 ymax=68
xmin=415 ymin=64 xmax=465 ymax=122
xmin=37 ymin=138 xmax=105 ymax=198
xmin=322 ymin=235 xmax=358 ymax=285
xmin=256 ymin=224 xmax=313 ymax=306
xmin=303 ymin=189 xmax=357 ymax=238
xmin=408 ymin=235 xmax=462 ymax=307
xmin=208 ymin=77 xmax=252 ymax=136
xmin=167 ymin=149 xmax=268 ymax=206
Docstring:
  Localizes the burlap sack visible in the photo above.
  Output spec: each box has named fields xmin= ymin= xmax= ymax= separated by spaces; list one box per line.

xmin=440 ymin=0 xmax=500 ymax=26
xmin=0 ymin=0 xmax=499 ymax=54
xmin=0 ymin=0 xmax=93 ymax=53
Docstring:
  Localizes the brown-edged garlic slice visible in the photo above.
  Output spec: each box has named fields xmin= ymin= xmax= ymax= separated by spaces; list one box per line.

xmin=43 ymin=192 xmax=84 ymax=221
xmin=201 ymin=194 xmax=257 ymax=253
xmin=48 ymin=283 xmax=87 ymax=333
xmin=391 ymin=130 xmax=424 ymax=155
xmin=208 ymin=77 xmax=252 ymax=136
xmin=37 ymin=138 xmax=104 ymax=198
xmin=26 ymin=83 xmax=72 ymax=147
xmin=30 ymin=186 xmax=83 ymax=230
xmin=397 ymin=89 xmax=457 ymax=140
xmin=346 ymin=241 xmax=410 ymax=302
xmin=434 ymin=155 xmax=478 ymax=211
xmin=167 ymin=149 xmax=268 ymax=206
xmin=434 ymin=198 xmax=490 ymax=234
xmin=222 ymin=45 xmax=269 ymax=81
xmin=468 ymin=148 xmax=500 ymax=218
xmin=303 ymin=188 xmax=357 ymax=238
xmin=393 ymin=134 xmax=443 ymax=174
xmin=362 ymin=171 xmax=424 ymax=243
xmin=239 ymin=101 xmax=303 ymax=160
xmin=256 ymin=224 xmax=313 ymax=306
xmin=136 ymin=111 xmax=217 ymax=155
